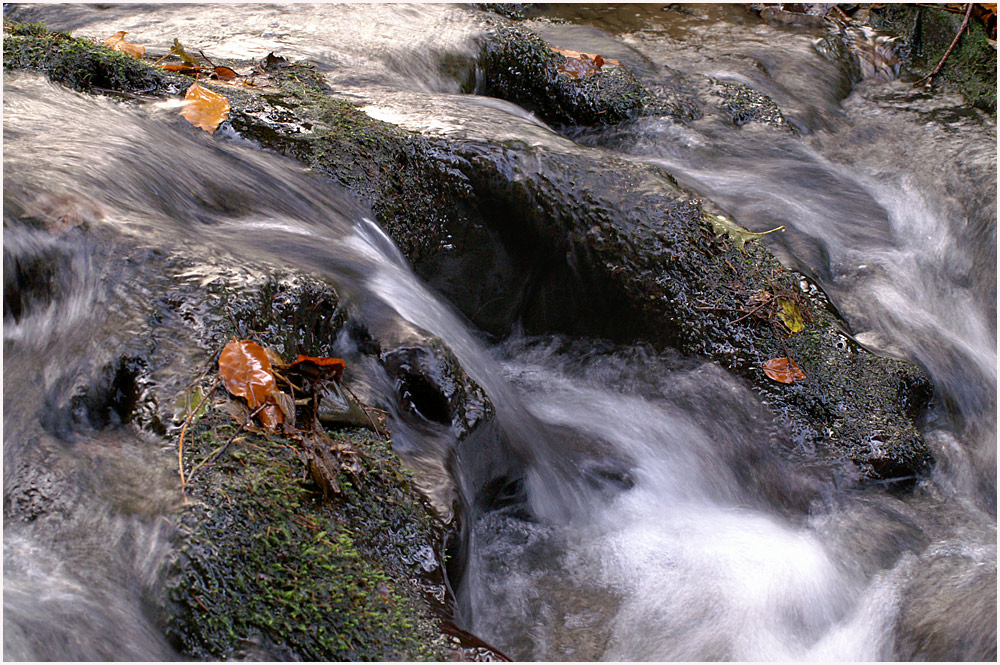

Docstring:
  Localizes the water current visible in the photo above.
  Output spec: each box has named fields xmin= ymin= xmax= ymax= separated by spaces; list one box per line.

xmin=4 ymin=3 xmax=996 ymax=661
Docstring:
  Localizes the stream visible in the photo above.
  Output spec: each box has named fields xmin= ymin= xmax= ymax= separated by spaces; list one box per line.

xmin=3 ymin=3 xmax=996 ymax=661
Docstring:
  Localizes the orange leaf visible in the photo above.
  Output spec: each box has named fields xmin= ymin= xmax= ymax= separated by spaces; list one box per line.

xmin=211 ymin=66 xmax=238 ymax=80
xmin=219 ymin=340 xmax=280 ymax=410
xmin=102 ymin=31 xmax=145 ymax=59
xmin=290 ymin=354 xmax=346 ymax=382
xmin=258 ymin=404 xmax=283 ymax=430
xmin=762 ymin=357 xmax=807 ymax=384
xmin=550 ymin=47 xmax=620 ymax=66
xmin=181 ymin=82 xmax=230 ymax=134
xmin=161 ymin=63 xmax=204 ymax=75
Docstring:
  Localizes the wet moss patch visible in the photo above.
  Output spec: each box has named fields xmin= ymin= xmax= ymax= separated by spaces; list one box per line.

xmin=2 ymin=20 xmax=174 ymax=94
xmin=869 ymin=4 xmax=997 ymax=114
xmin=165 ymin=410 xmax=450 ymax=660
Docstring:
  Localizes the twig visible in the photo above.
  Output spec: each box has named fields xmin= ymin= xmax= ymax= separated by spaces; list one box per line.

xmin=187 ymin=403 xmax=266 ymax=484
xmin=731 ymin=299 xmax=772 ymax=325
xmin=915 ymin=2 xmax=974 ymax=87
xmin=177 ymin=376 xmax=220 ymax=488
xmin=198 ymin=49 xmax=217 ymax=68
xmin=342 ymin=382 xmax=390 ymax=441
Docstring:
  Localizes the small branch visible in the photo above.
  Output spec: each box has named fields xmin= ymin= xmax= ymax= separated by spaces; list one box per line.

xmin=187 ymin=403 xmax=266 ymax=484
xmin=342 ymin=382 xmax=389 ymax=441
xmin=915 ymin=2 xmax=974 ymax=87
xmin=177 ymin=377 xmax=220 ymax=488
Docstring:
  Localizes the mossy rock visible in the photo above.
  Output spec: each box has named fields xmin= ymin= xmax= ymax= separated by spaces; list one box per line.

xmin=2 ymin=21 xmax=175 ymax=93
xmin=478 ymin=23 xmax=649 ymax=127
xmin=165 ymin=411 xmax=451 ymax=660
xmin=868 ymin=4 xmax=997 ymax=114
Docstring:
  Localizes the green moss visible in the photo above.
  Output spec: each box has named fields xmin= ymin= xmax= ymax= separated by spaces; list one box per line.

xmin=3 ymin=21 xmax=172 ymax=93
xmin=869 ymin=5 xmax=997 ymax=114
xmin=166 ymin=410 xmax=450 ymax=660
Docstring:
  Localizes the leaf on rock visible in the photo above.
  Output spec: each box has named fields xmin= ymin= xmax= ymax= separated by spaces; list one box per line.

xmin=161 ymin=63 xmax=203 ymax=75
xmin=219 ymin=340 xmax=280 ymax=410
xmin=102 ymin=31 xmax=145 ymax=59
xmin=257 ymin=51 xmax=289 ymax=73
xmin=705 ymin=212 xmax=784 ymax=250
xmin=777 ymin=298 xmax=805 ymax=333
xmin=290 ymin=354 xmax=346 ymax=382
xmin=181 ymin=82 xmax=230 ymax=134
xmin=762 ymin=357 xmax=807 ymax=384
xmin=171 ymin=38 xmax=200 ymax=66
xmin=552 ymin=47 xmax=619 ymax=80
xmin=210 ymin=66 xmax=238 ymax=80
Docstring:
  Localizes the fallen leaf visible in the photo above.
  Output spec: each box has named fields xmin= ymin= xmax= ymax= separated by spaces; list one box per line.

xmin=171 ymin=38 xmax=200 ymax=66
xmin=777 ymin=298 xmax=805 ymax=333
xmin=258 ymin=404 xmax=284 ymax=430
xmin=705 ymin=212 xmax=784 ymax=250
xmin=257 ymin=51 xmax=289 ymax=73
xmin=210 ymin=66 xmax=238 ymax=80
xmin=181 ymin=82 xmax=230 ymax=134
xmin=173 ymin=384 xmax=210 ymax=424
xmin=762 ymin=357 xmax=807 ymax=384
xmin=551 ymin=47 xmax=620 ymax=66
xmin=218 ymin=340 xmax=280 ymax=411
xmin=161 ymin=63 xmax=204 ymax=75
xmin=102 ymin=31 xmax=145 ymax=59
xmin=290 ymin=354 xmax=346 ymax=382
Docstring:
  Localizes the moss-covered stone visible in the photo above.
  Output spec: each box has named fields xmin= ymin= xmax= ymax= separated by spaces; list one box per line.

xmin=478 ymin=23 xmax=650 ymax=127
xmin=2 ymin=20 xmax=175 ymax=94
xmin=165 ymin=411 xmax=450 ymax=660
xmin=868 ymin=4 xmax=997 ymax=114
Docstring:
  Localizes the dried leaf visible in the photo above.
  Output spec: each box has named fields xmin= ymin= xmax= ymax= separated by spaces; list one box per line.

xmin=218 ymin=340 xmax=279 ymax=410
xmin=257 ymin=51 xmax=288 ymax=73
xmin=705 ymin=212 xmax=784 ymax=250
xmin=551 ymin=47 xmax=620 ymax=66
xmin=173 ymin=385 xmax=210 ymax=424
xmin=210 ymin=66 xmax=238 ymax=80
xmin=181 ymin=82 xmax=230 ymax=134
xmin=171 ymin=38 xmax=199 ymax=66
xmin=161 ymin=63 xmax=203 ymax=75
xmin=273 ymin=390 xmax=296 ymax=428
xmin=777 ymin=298 xmax=805 ymax=333
xmin=258 ymin=404 xmax=283 ymax=430
xmin=290 ymin=354 xmax=346 ymax=382
xmin=762 ymin=357 xmax=807 ymax=384
xmin=102 ymin=31 xmax=145 ymax=59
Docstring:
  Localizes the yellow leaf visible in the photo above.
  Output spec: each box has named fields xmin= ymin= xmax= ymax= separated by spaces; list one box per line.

xmin=102 ymin=31 xmax=145 ymax=59
xmin=705 ymin=212 xmax=784 ymax=250
xmin=777 ymin=298 xmax=805 ymax=333
xmin=181 ymin=82 xmax=230 ymax=134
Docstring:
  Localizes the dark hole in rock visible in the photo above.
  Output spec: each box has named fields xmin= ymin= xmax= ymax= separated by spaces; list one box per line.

xmin=397 ymin=372 xmax=452 ymax=426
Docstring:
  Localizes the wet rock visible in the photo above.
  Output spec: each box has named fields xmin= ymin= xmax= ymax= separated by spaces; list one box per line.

xmin=867 ymin=4 xmax=997 ymax=115
xmin=477 ymin=22 xmax=651 ymax=127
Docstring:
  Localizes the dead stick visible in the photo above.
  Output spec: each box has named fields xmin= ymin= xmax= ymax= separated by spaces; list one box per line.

xmin=341 ymin=382 xmax=389 ymax=441
xmin=187 ymin=403 xmax=266 ymax=483
xmin=915 ymin=3 xmax=974 ymax=87
xmin=177 ymin=377 xmax=220 ymax=488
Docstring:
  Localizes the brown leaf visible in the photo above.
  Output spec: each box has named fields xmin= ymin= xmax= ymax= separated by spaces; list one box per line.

xmin=762 ymin=357 xmax=807 ymax=384
xmin=102 ymin=31 xmax=145 ymax=59
xmin=290 ymin=354 xmax=346 ymax=382
xmin=551 ymin=47 xmax=620 ymax=66
xmin=181 ymin=82 xmax=230 ymax=134
xmin=161 ymin=63 xmax=203 ymax=75
xmin=258 ymin=404 xmax=283 ymax=430
xmin=210 ymin=66 xmax=238 ymax=80
xmin=218 ymin=340 xmax=279 ymax=410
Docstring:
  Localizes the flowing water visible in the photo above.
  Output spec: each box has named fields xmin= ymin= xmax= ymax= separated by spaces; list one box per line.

xmin=4 ymin=3 xmax=996 ymax=661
